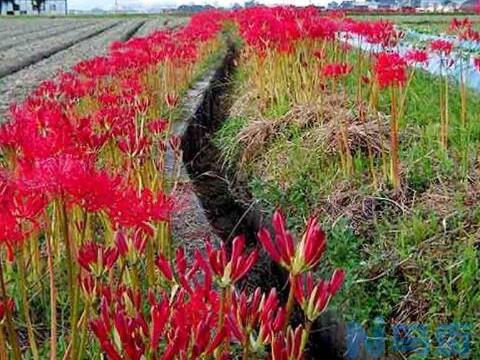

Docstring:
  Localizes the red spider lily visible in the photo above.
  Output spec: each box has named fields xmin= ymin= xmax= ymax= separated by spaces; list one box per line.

xmin=117 ymin=134 xmax=151 ymax=158
xmin=290 ymin=269 xmax=345 ymax=322
xmin=474 ymin=57 xmax=480 ymax=72
xmin=147 ymin=119 xmax=169 ymax=134
xmin=271 ymin=326 xmax=305 ymax=360
xmin=115 ymin=230 xmax=129 ymax=257
xmin=155 ymin=253 xmax=175 ymax=282
xmin=169 ymin=135 xmax=182 ymax=154
xmin=313 ymin=49 xmax=324 ymax=60
xmin=321 ymin=63 xmax=353 ymax=78
xmin=449 ymin=17 xmax=472 ymax=34
xmin=429 ymin=39 xmax=453 ymax=56
xmin=206 ymin=235 xmax=258 ymax=287
xmin=257 ymin=209 xmax=326 ymax=275
xmin=77 ymin=241 xmax=119 ymax=275
xmin=448 ymin=18 xmax=480 ymax=41
xmin=115 ymin=228 xmax=150 ymax=257
xmin=149 ymin=296 xmax=170 ymax=350
xmin=78 ymin=273 xmax=96 ymax=297
xmin=110 ymin=311 xmax=147 ymax=360
xmin=404 ymin=49 xmax=429 ymax=65
xmin=0 ymin=298 xmax=15 ymax=321
xmin=373 ymin=52 xmax=407 ymax=89
xmin=106 ymin=187 xmax=172 ymax=230
xmin=155 ymin=247 xmax=214 ymax=295
xmin=347 ymin=20 xmax=400 ymax=48
xmin=165 ymin=93 xmax=179 ymax=108
xmin=90 ymin=319 xmax=122 ymax=360
xmin=190 ymin=318 xmax=227 ymax=357
xmin=227 ymin=288 xmax=286 ymax=347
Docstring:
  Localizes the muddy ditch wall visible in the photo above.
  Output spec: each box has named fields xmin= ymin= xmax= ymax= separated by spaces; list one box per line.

xmin=178 ymin=40 xmax=395 ymax=360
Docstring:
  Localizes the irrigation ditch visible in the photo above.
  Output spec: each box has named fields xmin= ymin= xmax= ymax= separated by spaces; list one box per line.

xmin=174 ymin=39 xmax=400 ymax=360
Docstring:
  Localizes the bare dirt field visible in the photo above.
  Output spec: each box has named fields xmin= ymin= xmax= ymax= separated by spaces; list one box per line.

xmin=0 ymin=15 xmax=188 ymax=119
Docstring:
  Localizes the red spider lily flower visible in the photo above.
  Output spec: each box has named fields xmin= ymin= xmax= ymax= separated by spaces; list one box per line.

xmin=165 ymin=93 xmax=179 ymax=108
xmin=77 ymin=241 xmax=119 ymax=275
xmin=149 ymin=297 xmax=170 ymax=350
xmin=405 ymin=49 xmax=429 ymax=65
xmin=161 ymin=326 xmax=190 ymax=360
xmin=373 ymin=52 xmax=407 ymax=89
xmin=449 ymin=17 xmax=472 ymax=34
xmin=313 ymin=49 xmax=324 ymax=60
xmin=227 ymin=288 xmax=286 ymax=348
xmin=78 ymin=274 xmax=96 ymax=297
xmin=191 ymin=319 xmax=227 ymax=357
xmin=114 ymin=228 xmax=152 ymax=258
xmin=206 ymin=235 xmax=258 ymax=287
xmin=155 ymin=247 xmax=212 ymax=295
xmin=257 ymin=209 xmax=327 ymax=275
xmin=155 ymin=253 xmax=175 ymax=282
xmin=90 ymin=318 xmax=122 ymax=360
xmin=11 ymin=189 xmax=47 ymax=223
xmin=271 ymin=326 xmax=305 ymax=360
xmin=115 ymin=230 xmax=129 ymax=257
xmin=348 ymin=19 xmax=400 ymax=47
xmin=113 ymin=310 xmax=147 ymax=360
xmin=117 ymin=134 xmax=151 ymax=157
xmin=321 ymin=63 xmax=353 ymax=78
xmin=429 ymin=39 xmax=453 ymax=56
xmin=169 ymin=135 xmax=182 ymax=155
xmin=106 ymin=187 xmax=172 ymax=230
xmin=0 ymin=298 xmax=15 ymax=322
xmin=290 ymin=269 xmax=345 ymax=322
xmin=448 ymin=18 xmax=478 ymax=40
xmin=474 ymin=57 xmax=480 ymax=72
xmin=147 ymin=119 xmax=169 ymax=134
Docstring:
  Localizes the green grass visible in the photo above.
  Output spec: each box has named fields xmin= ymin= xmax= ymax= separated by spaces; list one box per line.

xmin=214 ymin=42 xmax=480 ymax=358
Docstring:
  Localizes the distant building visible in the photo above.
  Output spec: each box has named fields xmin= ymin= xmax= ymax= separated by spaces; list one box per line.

xmin=0 ymin=0 xmax=66 ymax=15
xmin=327 ymin=1 xmax=339 ymax=8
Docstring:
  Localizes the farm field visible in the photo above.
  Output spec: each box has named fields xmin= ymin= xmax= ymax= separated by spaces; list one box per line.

xmin=0 ymin=9 xmax=479 ymax=360
xmin=355 ymin=13 xmax=480 ymax=33
xmin=0 ymin=16 xmax=187 ymax=116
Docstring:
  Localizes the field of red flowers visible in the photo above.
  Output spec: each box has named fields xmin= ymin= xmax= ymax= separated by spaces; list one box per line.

xmin=1 ymin=7 xmax=479 ymax=360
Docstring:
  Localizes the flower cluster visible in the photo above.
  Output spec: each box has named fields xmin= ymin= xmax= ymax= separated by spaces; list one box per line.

xmin=258 ymin=209 xmax=345 ymax=324
xmin=0 ymin=10 xmax=226 ymax=360
xmin=373 ymin=52 xmax=407 ymax=88
xmin=85 ymin=211 xmax=343 ymax=360
xmin=429 ymin=39 xmax=454 ymax=56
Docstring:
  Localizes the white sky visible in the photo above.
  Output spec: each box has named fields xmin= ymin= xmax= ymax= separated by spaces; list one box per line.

xmin=68 ymin=0 xmax=326 ymax=10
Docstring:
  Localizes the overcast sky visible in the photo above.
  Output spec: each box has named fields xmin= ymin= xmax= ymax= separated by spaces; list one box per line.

xmin=68 ymin=0 xmax=325 ymax=10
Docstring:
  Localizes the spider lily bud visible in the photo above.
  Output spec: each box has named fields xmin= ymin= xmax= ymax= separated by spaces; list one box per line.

xmin=258 ymin=209 xmax=326 ymax=275
xmin=77 ymin=241 xmax=119 ymax=276
xmin=227 ymin=287 xmax=286 ymax=352
xmin=150 ymin=298 xmax=170 ymax=350
xmin=165 ymin=93 xmax=179 ymax=108
xmin=271 ymin=326 xmax=305 ymax=360
xmin=291 ymin=270 xmax=345 ymax=322
xmin=206 ymin=235 xmax=258 ymax=288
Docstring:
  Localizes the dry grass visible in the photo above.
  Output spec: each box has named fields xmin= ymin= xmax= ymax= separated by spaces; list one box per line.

xmin=233 ymin=92 xmax=389 ymax=166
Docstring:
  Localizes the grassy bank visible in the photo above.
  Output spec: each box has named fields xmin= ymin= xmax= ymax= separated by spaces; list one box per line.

xmin=214 ymin=29 xmax=480 ymax=358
